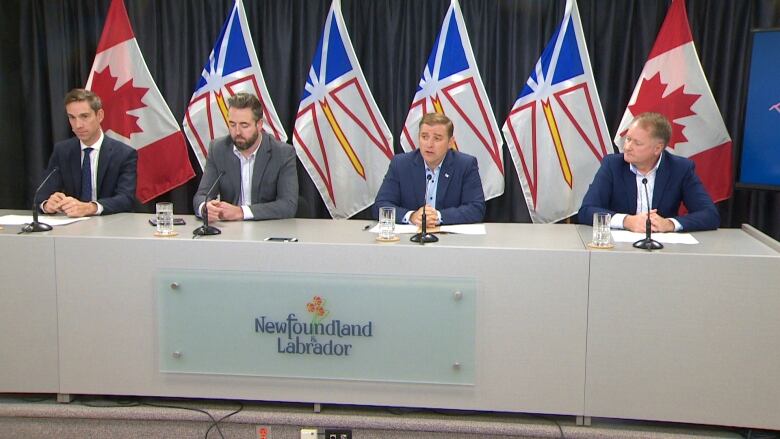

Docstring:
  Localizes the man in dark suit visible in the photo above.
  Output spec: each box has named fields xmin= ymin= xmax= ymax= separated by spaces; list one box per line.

xmin=36 ymin=89 xmax=137 ymax=217
xmin=373 ymin=113 xmax=485 ymax=226
xmin=578 ymin=112 xmax=719 ymax=232
xmin=193 ymin=92 xmax=297 ymax=221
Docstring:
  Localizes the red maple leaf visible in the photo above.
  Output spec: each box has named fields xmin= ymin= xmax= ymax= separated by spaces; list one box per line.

xmin=90 ymin=66 xmax=148 ymax=139
xmin=627 ymin=72 xmax=701 ymax=148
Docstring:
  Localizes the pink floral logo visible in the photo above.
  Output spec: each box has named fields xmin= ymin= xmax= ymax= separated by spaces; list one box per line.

xmin=306 ymin=295 xmax=329 ymax=323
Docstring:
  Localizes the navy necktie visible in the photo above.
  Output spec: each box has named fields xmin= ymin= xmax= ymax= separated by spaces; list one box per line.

xmin=80 ymin=147 xmax=93 ymax=202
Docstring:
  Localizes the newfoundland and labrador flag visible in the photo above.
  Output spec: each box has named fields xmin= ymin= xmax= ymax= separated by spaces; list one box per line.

xmin=293 ymin=0 xmax=393 ymax=219
xmin=86 ymin=0 xmax=195 ymax=203
xmin=401 ymin=0 xmax=504 ymax=201
xmin=183 ymin=0 xmax=287 ymax=169
xmin=614 ymin=0 xmax=733 ymax=204
xmin=502 ymin=0 xmax=610 ymax=224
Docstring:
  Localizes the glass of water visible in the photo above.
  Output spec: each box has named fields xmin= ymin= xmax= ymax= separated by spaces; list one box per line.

xmin=156 ymin=202 xmax=175 ymax=236
xmin=379 ymin=206 xmax=396 ymax=240
xmin=591 ymin=212 xmax=613 ymax=248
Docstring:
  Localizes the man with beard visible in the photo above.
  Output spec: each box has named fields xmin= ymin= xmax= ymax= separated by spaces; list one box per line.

xmin=193 ymin=93 xmax=298 ymax=221
xmin=36 ymin=88 xmax=137 ymax=217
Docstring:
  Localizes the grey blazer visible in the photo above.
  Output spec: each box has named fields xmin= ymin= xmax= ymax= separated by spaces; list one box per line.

xmin=193 ymin=134 xmax=298 ymax=220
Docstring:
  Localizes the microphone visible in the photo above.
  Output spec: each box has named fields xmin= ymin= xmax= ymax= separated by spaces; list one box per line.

xmin=193 ymin=170 xmax=226 ymax=236
xmin=633 ymin=177 xmax=663 ymax=250
xmin=410 ymin=173 xmax=439 ymax=244
xmin=22 ymin=167 xmax=59 ymax=233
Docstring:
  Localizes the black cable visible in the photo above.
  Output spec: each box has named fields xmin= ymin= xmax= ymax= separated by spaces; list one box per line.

xmin=528 ymin=414 xmax=565 ymax=439
xmin=74 ymin=396 xmax=240 ymax=439
xmin=743 ymin=429 xmax=780 ymax=439
xmin=385 ymin=406 xmax=427 ymax=415
xmin=203 ymin=402 xmax=244 ymax=439
xmin=140 ymin=399 xmax=225 ymax=439
xmin=386 ymin=406 xmax=565 ymax=439
xmin=1 ymin=394 xmax=56 ymax=403
xmin=76 ymin=395 xmax=140 ymax=408
xmin=21 ymin=397 xmax=54 ymax=403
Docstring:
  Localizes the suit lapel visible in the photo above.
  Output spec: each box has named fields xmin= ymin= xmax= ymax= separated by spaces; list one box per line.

xmin=412 ymin=151 xmax=427 ymax=207
xmin=653 ymin=151 xmax=670 ymax=210
xmin=96 ymin=138 xmax=112 ymax=195
xmin=436 ymin=150 xmax=454 ymax=209
xmin=224 ymin=145 xmax=241 ymax=204
xmin=67 ymin=140 xmax=82 ymax=197
xmin=621 ymin=161 xmax=638 ymax=214
xmin=250 ymin=134 xmax=271 ymax=204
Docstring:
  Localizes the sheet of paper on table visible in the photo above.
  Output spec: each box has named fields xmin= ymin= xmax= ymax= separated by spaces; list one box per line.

xmin=610 ymin=229 xmax=699 ymax=244
xmin=0 ymin=215 xmax=91 ymax=227
xmin=370 ymin=223 xmax=486 ymax=235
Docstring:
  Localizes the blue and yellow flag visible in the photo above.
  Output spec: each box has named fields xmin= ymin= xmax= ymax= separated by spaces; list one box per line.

xmin=502 ymin=0 xmax=610 ymax=223
xmin=401 ymin=0 xmax=504 ymax=201
xmin=293 ymin=0 xmax=393 ymax=219
xmin=183 ymin=0 xmax=287 ymax=169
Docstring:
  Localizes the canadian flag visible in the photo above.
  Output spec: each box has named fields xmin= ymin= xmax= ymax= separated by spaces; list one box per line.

xmin=86 ymin=0 xmax=195 ymax=203
xmin=614 ymin=0 xmax=732 ymax=203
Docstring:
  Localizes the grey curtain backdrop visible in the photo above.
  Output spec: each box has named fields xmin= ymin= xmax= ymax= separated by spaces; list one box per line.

xmin=1 ymin=0 xmax=778 ymax=238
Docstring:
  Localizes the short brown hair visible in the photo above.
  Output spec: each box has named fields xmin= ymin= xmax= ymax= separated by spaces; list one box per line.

xmin=64 ymin=88 xmax=102 ymax=112
xmin=631 ymin=112 xmax=672 ymax=146
xmin=227 ymin=92 xmax=263 ymax=122
xmin=419 ymin=113 xmax=454 ymax=138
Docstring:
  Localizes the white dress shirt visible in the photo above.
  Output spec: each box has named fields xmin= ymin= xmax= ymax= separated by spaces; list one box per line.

xmin=233 ymin=145 xmax=259 ymax=220
xmin=610 ymin=153 xmax=682 ymax=231
xmin=403 ymin=158 xmax=443 ymax=225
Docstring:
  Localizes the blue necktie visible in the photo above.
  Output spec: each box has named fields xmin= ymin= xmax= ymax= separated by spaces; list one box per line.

xmin=80 ymin=147 xmax=93 ymax=202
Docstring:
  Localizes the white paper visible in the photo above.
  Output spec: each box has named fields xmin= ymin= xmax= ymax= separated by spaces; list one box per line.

xmin=369 ymin=223 xmax=486 ymax=235
xmin=439 ymin=224 xmax=487 ymax=235
xmin=0 ymin=215 xmax=91 ymax=226
xmin=610 ymin=230 xmax=699 ymax=244
xmin=369 ymin=223 xmax=417 ymax=234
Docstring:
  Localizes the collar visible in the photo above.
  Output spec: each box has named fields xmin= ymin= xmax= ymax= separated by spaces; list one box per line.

xmin=629 ymin=151 xmax=662 ymax=177
xmin=232 ymin=142 xmax=261 ymax=160
xmin=81 ymin=131 xmax=104 ymax=152
xmin=424 ymin=152 xmax=446 ymax=174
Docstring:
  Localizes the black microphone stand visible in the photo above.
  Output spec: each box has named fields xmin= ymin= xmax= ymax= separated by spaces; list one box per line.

xmin=410 ymin=174 xmax=438 ymax=244
xmin=633 ymin=177 xmax=663 ymax=250
xmin=193 ymin=171 xmax=225 ymax=236
xmin=22 ymin=167 xmax=60 ymax=233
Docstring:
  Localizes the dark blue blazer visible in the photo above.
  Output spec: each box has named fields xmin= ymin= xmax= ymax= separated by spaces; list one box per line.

xmin=578 ymin=151 xmax=719 ymax=231
xmin=373 ymin=149 xmax=485 ymax=224
xmin=35 ymin=136 xmax=137 ymax=214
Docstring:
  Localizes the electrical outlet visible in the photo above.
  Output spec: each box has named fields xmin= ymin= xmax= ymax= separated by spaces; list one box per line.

xmin=324 ymin=429 xmax=352 ymax=439
xmin=300 ymin=428 xmax=318 ymax=439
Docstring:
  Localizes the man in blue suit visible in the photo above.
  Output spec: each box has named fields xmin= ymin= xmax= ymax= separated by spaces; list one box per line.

xmin=374 ymin=113 xmax=485 ymax=227
xmin=578 ymin=112 xmax=719 ymax=232
xmin=36 ymin=89 xmax=137 ymax=217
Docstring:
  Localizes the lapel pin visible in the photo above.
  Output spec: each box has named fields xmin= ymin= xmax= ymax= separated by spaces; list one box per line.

xmin=445 ymin=173 xmax=450 ymax=178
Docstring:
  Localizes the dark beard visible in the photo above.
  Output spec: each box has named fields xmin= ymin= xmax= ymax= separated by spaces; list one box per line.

xmin=232 ymin=131 xmax=260 ymax=151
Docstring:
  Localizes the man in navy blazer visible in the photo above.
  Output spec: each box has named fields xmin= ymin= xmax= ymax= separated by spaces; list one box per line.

xmin=579 ymin=112 xmax=719 ymax=232
xmin=36 ymin=89 xmax=137 ymax=217
xmin=374 ymin=113 xmax=485 ymax=226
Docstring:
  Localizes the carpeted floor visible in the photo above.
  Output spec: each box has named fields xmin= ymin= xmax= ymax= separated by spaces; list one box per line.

xmin=0 ymin=394 xmax=772 ymax=439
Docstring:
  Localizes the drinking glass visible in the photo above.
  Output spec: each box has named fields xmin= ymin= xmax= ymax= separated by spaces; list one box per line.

xmin=591 ymin=212 xmax=613 ymax=248
xmin=379 ymin=207 xmax=396 ymax=240
xmin=156 ymin=202 xmax=175 ymax=236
